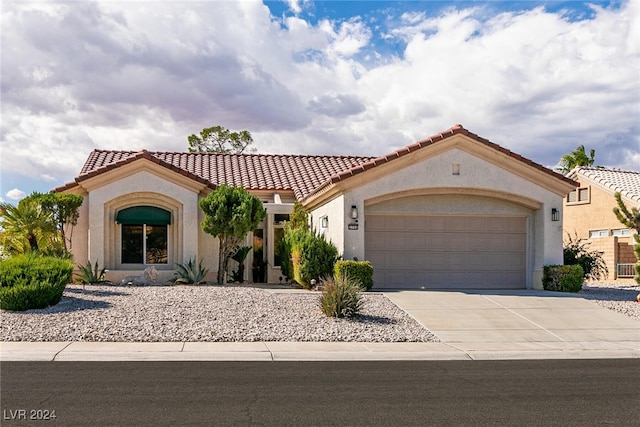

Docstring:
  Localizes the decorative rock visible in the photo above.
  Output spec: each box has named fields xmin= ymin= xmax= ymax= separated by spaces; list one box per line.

xmin=0 ymin=285 xmax=439 ymax=343
xmin=120 ymin=266 xmax=159 ymax=286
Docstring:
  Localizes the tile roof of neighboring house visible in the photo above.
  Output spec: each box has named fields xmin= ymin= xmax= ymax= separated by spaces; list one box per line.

xmin=56 ymin=124 xmax=576 ymax=200
xmin=570 ymin=167 xmax=640 ymax=203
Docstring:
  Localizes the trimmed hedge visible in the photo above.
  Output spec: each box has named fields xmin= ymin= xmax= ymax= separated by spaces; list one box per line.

xmin=0 ymin=254 xmax=74 ymax=311
xmin=542 ymin=265 xmax=584 ymax=293
xmin=334 ymin=260 xmax=374 ymax=291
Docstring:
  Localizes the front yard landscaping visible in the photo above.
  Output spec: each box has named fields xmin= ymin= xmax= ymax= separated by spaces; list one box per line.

xmin=0 ymin=284 xmax=439 ymax=342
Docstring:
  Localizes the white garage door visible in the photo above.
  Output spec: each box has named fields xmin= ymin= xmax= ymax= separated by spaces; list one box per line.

xmin=365 ymin=215 xmax=526 ymax=289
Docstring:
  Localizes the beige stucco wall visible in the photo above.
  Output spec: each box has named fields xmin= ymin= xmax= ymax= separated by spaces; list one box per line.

xmin=563 ymin=178 xmax=634 ymax=238
xmin=310 ymin=196 xmax=346 ymax=256
xmin=310 ymin=147 xmax=567 ymax=289
xmin=67 ymin=169 xmax=219 ymax=282
xmin=563 ymin=176 xmax=638 ymax=280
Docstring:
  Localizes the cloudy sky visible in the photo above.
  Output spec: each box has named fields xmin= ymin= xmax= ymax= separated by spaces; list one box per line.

xmin=1 ymin=0 xmax=639 ymax=202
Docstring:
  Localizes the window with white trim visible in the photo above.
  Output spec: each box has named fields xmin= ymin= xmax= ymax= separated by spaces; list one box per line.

xmin=589 ymin=229 xmax=608 ymax=238
xmin=612 ymin=228 xmax=632 ymax=237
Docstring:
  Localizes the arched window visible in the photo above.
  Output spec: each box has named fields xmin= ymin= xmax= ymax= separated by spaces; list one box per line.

xmin=116 ymin=206 xmax=171 ymax=265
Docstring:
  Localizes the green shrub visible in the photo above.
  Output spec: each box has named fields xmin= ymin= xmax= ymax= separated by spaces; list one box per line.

xmin=75 ymin=260 xmax=107 ymax=285
xmin=319 ymin=274 xmax=363 ymax=318
xmin=0 ymin=254 xmax=74 ymax=311
xmin=542 ymin=265 xmax=584 ymax=292
xmin=0 ymin=253 xmax=74 ymax=288
xmin=289 ymin=229 xmax=339 ymax=289
xmin=563 ymin=233 xmax=608 ymax=281
xmin=174 ymin=258 xmax=209 ymax=284
xmin=0 ymin=280 xmax=67 ymax=311
xmin=334 ymin=260 xmax=374 ymax=291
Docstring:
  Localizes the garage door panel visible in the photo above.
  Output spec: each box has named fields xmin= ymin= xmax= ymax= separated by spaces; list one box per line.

xmin=365 ymin=232 xmax=387 ymax=250
xmin=407 ymin=234 xmax=427 ymax=250
xmin=365 ymin=214 xmax=526 ymax=289
xmin=386 ymin=216 xmax=406 ymax=231
xmin=385 ymin=252 xmax=407 ymax=268
xmin=406 ymin=253 xmax=427 ymax=268
xmin=405 ymin=216 xmax=427 ymax=231
xmin=506 ymin=235 xmax=526 ymax=251
xmin=446 ymin=217 xmax=468 ymax=232
xmin=425 ymin=216 xmax=447 ymax=232
xmin=405 ymin=271 xmax=427 ymax=287
xmin=466 ymin=217 xmax=489 ymax=231
xmin=389 ymin=234 xmax=406 ymax=249
xmin=426 ymin=234 xmax=447 ymax=249
xmin=365 ymin=215 xmax=387 ymax=231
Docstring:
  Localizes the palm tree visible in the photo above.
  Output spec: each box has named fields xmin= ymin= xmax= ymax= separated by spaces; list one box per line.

xmin=0 ymin=198 xmax=56 ymax=254
xmin=557 ymin=145 xmax=596 ymax=174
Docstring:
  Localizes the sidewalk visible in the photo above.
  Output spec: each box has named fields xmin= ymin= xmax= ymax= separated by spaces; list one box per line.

xmin=2 ymin=339 xmax=638 ymax=361
xmin=2 ymin=290 xmax=639 ymax=361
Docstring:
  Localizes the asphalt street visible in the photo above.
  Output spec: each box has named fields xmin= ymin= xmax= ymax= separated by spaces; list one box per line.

xmin=2 ymin=360 xmax=639 ymax=426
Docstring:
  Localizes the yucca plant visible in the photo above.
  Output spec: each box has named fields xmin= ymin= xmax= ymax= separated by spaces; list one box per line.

xmin=174 ymin=258 xmax=209 ymax=284
xmin=319 ymin=274 xmax=363 ymax=318
xmin=75 ymin=260 xmax=107 ymax=286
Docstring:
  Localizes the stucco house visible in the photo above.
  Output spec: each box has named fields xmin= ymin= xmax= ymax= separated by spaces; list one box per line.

xmin=564 ymin=167 xmax=640 ymax=281
xmin=57 ymin=124 xmax=576 ymax=290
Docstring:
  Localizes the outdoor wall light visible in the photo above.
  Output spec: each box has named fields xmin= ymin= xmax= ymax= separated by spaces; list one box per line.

xmin=551 ymin=208 xmax=560 ymax=222
xmin=321 ymin=216 xmax=329 ymax=228
xmin=351 ymin=205 xmax=358 ymax=220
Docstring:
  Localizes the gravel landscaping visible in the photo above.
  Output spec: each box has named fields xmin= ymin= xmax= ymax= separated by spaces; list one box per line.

xmin=579 ymin=282 xmax=640 ymax=321
xmin=2 ymin=282 xmax=638 ymax=343
xmin=0 ymin=285 xmax=439 ymax=343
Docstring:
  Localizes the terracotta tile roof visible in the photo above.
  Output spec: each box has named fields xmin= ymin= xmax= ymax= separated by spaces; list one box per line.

xmin=56 ymin=124 xmax=575 ymax=200
xmin=59 ymin=149 xmax=375 ymax=200
xmin=571 ymin=166 xmax=640 ymax=203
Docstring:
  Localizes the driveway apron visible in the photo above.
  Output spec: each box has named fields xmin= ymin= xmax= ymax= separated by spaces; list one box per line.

xmin=384 ymin=290 xmax=640 ymax=344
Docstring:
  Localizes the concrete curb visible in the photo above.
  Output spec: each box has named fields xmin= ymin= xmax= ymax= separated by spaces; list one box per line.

xmin=2 ymin=341 xmax=639 ymax=361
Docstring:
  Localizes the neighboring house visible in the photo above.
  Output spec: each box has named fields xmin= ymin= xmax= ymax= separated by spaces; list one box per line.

xmin=57 ymin=124 xmax=576 ymax=290
xmin=564 ymin=167 xmax=640 ymax=281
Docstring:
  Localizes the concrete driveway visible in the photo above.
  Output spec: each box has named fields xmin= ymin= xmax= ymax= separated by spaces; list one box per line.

xmin=384 ymin=289 xmax=640 ymax=356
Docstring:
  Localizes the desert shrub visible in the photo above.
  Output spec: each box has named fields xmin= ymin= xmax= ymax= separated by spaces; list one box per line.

xmin=0 ymin=254 xmax=74 ymax=311
xmin=174 ymin=258 xmax=209 ymax=284
xmin=542 ymin=265 xmax=584 ymax=292
xmin=0 ymin=280 xmax=68 ymax=311
xmin=0 ymin=253 xmax=74 ymax=288
xmin=289 ymin=229 xmax=339 ymax=289
xmin=563 ymin=233 xmax=608 ymax=281
xmin=279 ymin=202 xmax=309 ymax=282
xmin=319 ymin=274 xmax=363 ymax=318
xmin=334 ymin=260 xmax=374 ymax=291
xmin=75 ymin=260 xmax=107 ymax=285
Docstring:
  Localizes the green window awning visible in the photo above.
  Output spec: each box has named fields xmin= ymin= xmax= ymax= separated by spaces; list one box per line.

xmin=116 ymin=206 xmax=171 ymax=225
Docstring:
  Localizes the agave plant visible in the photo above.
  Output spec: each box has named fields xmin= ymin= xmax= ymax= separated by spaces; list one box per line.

xmin=75 ymin=260 xmax=107 ymax=286
xmin=174 ymin=258 xmax=209 ymax=284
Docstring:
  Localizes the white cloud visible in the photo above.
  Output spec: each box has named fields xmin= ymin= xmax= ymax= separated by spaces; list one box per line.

xmin=6 ymin=189 xmax=26 ymax=201
xmin=0 ymin=0 xmax=638 ymax=198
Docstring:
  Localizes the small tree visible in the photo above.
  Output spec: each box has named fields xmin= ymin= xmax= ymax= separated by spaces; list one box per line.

xmin=0 ymin=198 xmax=56 ymax=254
xmin=188 ymin=126 xmax=256 ymax=154
xmin=200 ymin=185 xmax=266 ymax=285
xmin=32 ymin=192 xmax=84 ymax=254
xmin=613 ymin=192 xmax=640 ymax=284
